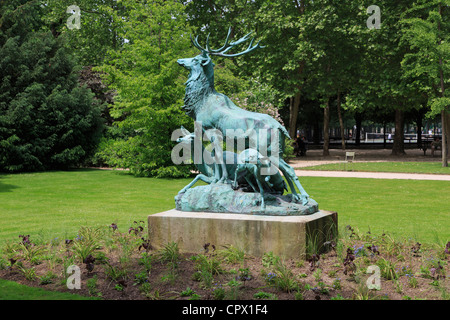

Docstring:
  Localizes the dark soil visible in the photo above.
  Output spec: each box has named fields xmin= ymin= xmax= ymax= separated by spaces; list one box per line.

xmin=0 ymin=225 xmax=449 ymax=301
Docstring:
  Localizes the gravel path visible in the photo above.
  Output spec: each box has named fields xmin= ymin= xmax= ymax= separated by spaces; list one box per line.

xmin=294 ymin=169 xmax=450 ymax=181
xmin=289 ymin=148 xmax=450 ymax=181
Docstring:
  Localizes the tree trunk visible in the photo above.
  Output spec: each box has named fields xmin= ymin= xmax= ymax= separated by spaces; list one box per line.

xmin=442 ymin=110 xmax=448 ymax=167
xmin=416 ymin=110 xmax=423 ymax=149
xmin=323 ymin=98 xmax=330 ymax=156
xmin=355 ymin=112 xmax=362 ymax=146
xmin=391 ymin=109 xmax=405 ymax=155
xmin=438 ymin=2 xmax=447 ymax=167
xmin=313 ymin=119 xmax=320 ymax=144
xmin=337 ymin=90 xmax=346 ymax=150
xmin=288 ymin=92 xmax=301 ymax=139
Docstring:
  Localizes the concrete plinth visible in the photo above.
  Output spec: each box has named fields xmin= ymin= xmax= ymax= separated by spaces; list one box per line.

xmin=148 ymin=209 xmax=337 ymax=259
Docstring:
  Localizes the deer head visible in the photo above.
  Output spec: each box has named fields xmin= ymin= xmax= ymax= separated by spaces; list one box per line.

xmin=177 ymin=27 xmax=264 ymax=89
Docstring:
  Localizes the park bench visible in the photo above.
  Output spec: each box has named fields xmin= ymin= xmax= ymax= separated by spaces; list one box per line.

xmin=420 ymin=140 xmax=442 ymax=156
xmin=431 ymin=143 xmax=442 ymax=157
xmin=420 ymin=141 xmax=429 ymax=156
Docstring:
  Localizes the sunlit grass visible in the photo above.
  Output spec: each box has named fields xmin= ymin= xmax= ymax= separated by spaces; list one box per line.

xmin=298 ymin=161 xmax=450 ymax=175
xmin=0 ymin=169 xmax=448 ymax=245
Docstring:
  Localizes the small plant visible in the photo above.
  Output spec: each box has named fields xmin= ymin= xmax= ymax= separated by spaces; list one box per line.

xmin=158 ymin=241 xmax=180 ymax=264
xmin=307 ymin=253 xmax=320 ymax=271
xmin=237 ymin=267 xmax=252 ymax=284
xmin=394 ymin=280 xmax=403 ymax=294
xmin=17 ymin=264 xmax=37 ymax=281
xmin=315 ymin=281 xmax=329 ymax=295
xmin=227 ymin=278 xmax=242 ymax=300
xmin=104 ymin=261 xmax=128 ymax=282
xmin=262 ymin=251 xmax=280 ymax=269
xmin=367 ymin=244 xmax=380 ymax=256
xmin=332 ymin=277 xmax=342 ymax=290
xmin=86 ymin=275 xmax=102 ymax=297
xmin=192 ymin=254 xmax=224 ymax=288
xmin=180 ymin=287 xmax=196 ymax=297
xmin=265 ymin=272 xmax=277 ymax=285
xmin=313 ymin=268 xmax=323 ymax=282
xmin=294 ymin=290 xmax=304 ymax=300
xmin=328 ymin=270 xmax=337 ymax=278
xmin=139 ymin=282 xmax=152 ymax=296
xmin=430 ymin=260 xmax=446 ymax=280
xmin=17 ymin=235 xmax=46 ymax=262
xmin=406 ymin=273 xmax=418 ymax=288
xmin=83 ymin=254 xmax=96 ymax=273
xmin=343 ymin=248 xmax=356 ymax=275
xmin=271 ymin=260 xmax=298 ymax=293
xmin=444 ymin=242 xmax=450 ymax=255
xmin=39 ymin=271 xmax=57 ymax=285
xmin=411 ymin=242 xmax=421 ymax=257
xmin=354 ymin=245 xmax=367 ymax=258
xmin=217 ymin=245 xmax=245 ymax=264
xmin=138 ymin=252 xmax=153 ymax=272
xmin=254 ymin=291 xmax=277 ymax=300
xmin=128 ymin=220 xmax=145 ymax=236
xmin=72 ymin=227 xmax=103 ymax=262
xmin=377 ymin=258 xmax=398 ymax=280
xmin=114 ymin=283 xmax=125 ymax=291
xmin=212 ymin=283 xmax=225 ymax=300
xmin=138 ymin=238 xmax=152 ymax=252
xmin=134 ymin=271 xmax=149 ymax=285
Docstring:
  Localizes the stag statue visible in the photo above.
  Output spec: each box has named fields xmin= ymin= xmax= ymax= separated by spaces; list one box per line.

xmin=177 ymin=28 xmax=310 ymax=206
xmin=175 ymin=127 xmax=287 ymax=212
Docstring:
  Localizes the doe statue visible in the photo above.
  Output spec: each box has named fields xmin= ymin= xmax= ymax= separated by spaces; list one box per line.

xmin=174 ymin=28 xmax=318 ymax=216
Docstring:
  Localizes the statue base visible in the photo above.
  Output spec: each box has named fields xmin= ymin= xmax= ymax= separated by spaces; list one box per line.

xmin=148 ymin=209 xmax=337 ymax=259
xmin=174 ymin=184 xmax=318 ymax=216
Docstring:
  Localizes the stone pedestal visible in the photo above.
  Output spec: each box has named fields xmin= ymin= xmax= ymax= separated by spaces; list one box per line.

xmin=148 ymin=209 xmax=337 ymax=259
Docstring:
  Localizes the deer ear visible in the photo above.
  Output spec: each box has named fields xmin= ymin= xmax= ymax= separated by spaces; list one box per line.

xmin=201 ymin=56 xmax=211 ymax=67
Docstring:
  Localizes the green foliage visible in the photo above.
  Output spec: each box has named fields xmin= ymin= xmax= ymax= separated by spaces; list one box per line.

xmin=400 ymin=0 xmax=450 ymax=116
xmin=71 ymin=227 xmax=103 ymax=263
xmin=94 ymin=0 xmax=197 ymax=177
xmin=42 ymin=0 xmax=128 ymax=66
xmin=0 ymin=1 xmax=104 ymax=172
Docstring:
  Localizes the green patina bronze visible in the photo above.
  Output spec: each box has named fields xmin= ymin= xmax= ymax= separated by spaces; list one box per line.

xmin=175 ymin=28 xmax=317 ymax=215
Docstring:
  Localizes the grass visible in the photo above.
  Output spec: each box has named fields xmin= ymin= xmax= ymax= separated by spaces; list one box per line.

xmin=0 ymin=168 xmax=449 ymax=300
xmin=0 ymin=168 xmax=449 ymax=245
xmin=0 ymin=169 xmax=187 ymax=244
xmin=306 ymin=176 xmax=450 ymax=244
xmin=0 ymin=278 xmax=94 ymax=300
xmin=298 ymin=161 xmax=450 ymax=175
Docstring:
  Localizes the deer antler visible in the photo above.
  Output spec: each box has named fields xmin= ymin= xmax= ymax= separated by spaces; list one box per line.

xmin=190 ymin=27 xmax=264 ymax=58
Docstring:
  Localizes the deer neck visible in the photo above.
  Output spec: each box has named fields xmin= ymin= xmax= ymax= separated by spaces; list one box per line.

xmin=182 ymin=64 xmax=215 ymax=118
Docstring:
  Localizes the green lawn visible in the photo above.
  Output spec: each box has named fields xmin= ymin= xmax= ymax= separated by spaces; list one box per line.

xmin=0 ymin=279 xmax=94 ymax=300
xmin=0 ymin=169 xmax=186 ymax=244
xmin=298 ymin=161 xmax=450 ymax=175
xmin=0 ymin=169 xmax=449 ymax=245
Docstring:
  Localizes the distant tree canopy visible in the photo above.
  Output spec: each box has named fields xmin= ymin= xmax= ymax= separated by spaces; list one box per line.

xmin=0 ymin=0 xmax=104 ymax=172
xmin=1 ymin=0 xmax=448 ymax=173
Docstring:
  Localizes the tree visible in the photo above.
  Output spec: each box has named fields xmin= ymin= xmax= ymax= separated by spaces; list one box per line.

xmin=344 ymin=0 xmax=420 ymax=156
xmin=295 ymin=1 xmax=365 ymax=155
xmin=185 ymin=0 xmax=308 ymax=139
xmin=401 ymin=0 xmax=450 ymax=166
xmin=95 ymin=0 xmax=195 ymax=177
xmin=42 ymin=0 xmax=128 ymax=66
xmin=0 ymin=0 xmax=104 ymax=172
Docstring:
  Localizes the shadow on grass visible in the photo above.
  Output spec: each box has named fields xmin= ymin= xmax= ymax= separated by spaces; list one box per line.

xmin=0 ymin=176 xmax=18 ymax=193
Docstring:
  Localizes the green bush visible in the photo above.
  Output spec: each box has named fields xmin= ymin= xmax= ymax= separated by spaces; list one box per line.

xmin=0 ymin=5 xmax=104 ymax=172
